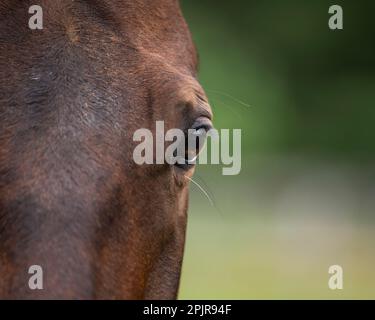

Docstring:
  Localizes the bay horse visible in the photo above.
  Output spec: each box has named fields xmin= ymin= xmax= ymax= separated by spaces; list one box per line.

xmin=0 ymin=0 xmax=212 ymax=299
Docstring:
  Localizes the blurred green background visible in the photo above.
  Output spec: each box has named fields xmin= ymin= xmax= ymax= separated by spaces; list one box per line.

xmin=178 ymin=0 xmax=375 ymax=299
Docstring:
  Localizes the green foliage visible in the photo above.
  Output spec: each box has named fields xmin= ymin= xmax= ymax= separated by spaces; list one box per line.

xmin=181 ymin=0 xmax=375 ymax=158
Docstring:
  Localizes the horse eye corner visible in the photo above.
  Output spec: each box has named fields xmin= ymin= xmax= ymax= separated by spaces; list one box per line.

xmin=192 ymin=116 xmax=214 ymax=132
xmin=174 ymin=160 xmax=196 ymax=173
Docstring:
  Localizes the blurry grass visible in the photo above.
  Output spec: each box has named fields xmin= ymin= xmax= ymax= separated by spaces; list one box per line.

xmin=179 ymin=157 xmax=375 ymax=299
xmin=180 ymin=215 xmax=375 ymax=299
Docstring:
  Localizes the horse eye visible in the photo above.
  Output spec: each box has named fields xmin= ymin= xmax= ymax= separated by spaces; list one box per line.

xmin=175 ymin=117 xmax=213 ymax=170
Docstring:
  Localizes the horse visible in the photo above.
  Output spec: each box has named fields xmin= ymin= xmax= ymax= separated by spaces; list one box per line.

xmin=0 ymin=0 xmax=212 ymax=299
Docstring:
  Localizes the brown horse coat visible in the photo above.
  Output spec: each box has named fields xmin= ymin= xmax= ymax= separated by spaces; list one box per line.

xmin=0 ymin=0 xmax=212 ymax=299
